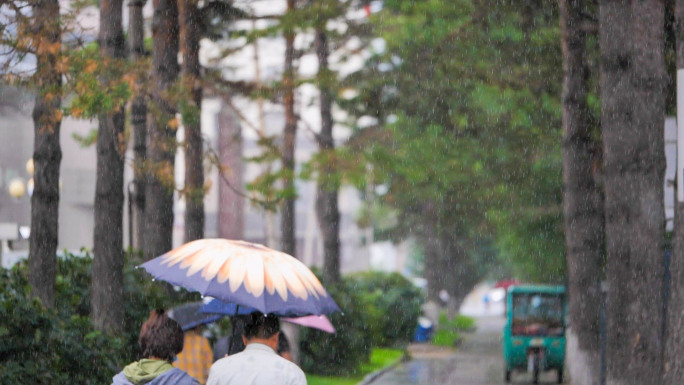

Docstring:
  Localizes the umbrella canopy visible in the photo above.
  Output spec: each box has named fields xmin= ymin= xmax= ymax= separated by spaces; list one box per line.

xmin=140 ymin=239 xmax=340 ymax=317
xmin=283 ymin=315 xmax=335 ymax=334
xmin=199 ymin=299 xmax=336 ymax=333
xmin=168 ymin=302 xmax=223 ymax=331
xmin=200 ymin=298 xmax=258 ymax=316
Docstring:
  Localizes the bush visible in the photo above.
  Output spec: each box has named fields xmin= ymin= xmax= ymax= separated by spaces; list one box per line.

xmin=0 ymin=260 xmax=124 ymax=385
xmin=299 ymin=275 xmax=373 ymax=376
xmin=0 ymin=251 xmax=200 ymax=384
xmin=347 ymin=271 xmax=423 ymax=347
xmin=299 ymin=271 xmax=423 ymax=376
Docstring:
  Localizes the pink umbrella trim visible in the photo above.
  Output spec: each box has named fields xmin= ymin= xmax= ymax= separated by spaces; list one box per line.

xmin=283 ymin=314 xmax=335 ymax=334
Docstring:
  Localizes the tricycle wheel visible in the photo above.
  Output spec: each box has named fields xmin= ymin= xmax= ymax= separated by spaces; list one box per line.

xmin=557 ymin=367 xmax=564 ymax=384
xmin=504 ymin=369 xmax=511 ymax=383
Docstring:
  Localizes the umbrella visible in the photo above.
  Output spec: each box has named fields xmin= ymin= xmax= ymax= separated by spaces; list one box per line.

xmin=139 ymin=239 xmax=340 ymax=317
xmin=200 ymin=299 xmax=336 ymax=333
xmin=168 ymin=302 xmax=223 ymax=331
xmin=283 ymin=315 xmax=336 ymax=334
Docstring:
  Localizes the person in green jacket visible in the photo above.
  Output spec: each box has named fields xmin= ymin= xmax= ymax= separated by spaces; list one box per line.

xmin=112 ymin=309 xmax=199 ymax=385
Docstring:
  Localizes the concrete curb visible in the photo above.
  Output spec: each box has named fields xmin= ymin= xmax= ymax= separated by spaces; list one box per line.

xmin=356 ymin=353 xmax=410 ymax=385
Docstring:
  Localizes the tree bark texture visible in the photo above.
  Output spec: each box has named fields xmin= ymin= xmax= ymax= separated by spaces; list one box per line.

xmin=28 ymin=0 xmax=62 ymax=309
xmin=663 ymin=1 xmax=684 ymax=383
xmin=129 ymin=0 xmax=147 ymax=249
xmin=314 ymin=29 xmax=341 ymax=285
xmin=600 ymin=1 xmax=666 ymax=384
xmin=559 ymin=0 xmax=603 ymax=383
xmin=217 ymin=103 xmax=244 ymax=240
xmin=143 ymin=0 xmax=179 ymax=259
xmin=281 ymin=0 xmax=297 ymax=258
xmin=180 ymin=0 xmax=205 ymax=243
xmin=92 ymin=0 xmax=126 ymax=333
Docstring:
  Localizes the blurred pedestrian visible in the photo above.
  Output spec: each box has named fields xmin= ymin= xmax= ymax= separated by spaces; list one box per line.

xmin=174 ymin=326 xmax=213 ymax=384
xmin=207 ymin=313 xmax=306 ymax=385
xmin=277 ymin=333 xmax=293 ymax=362
xmin=112 ymin=309 xmax=199 ymax=385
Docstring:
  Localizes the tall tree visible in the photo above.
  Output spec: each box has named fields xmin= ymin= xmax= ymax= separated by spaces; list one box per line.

xmin=314 ymin=27 xmax=341 ymax=285
xmin=664 ymin=0 xmax=684 ymax=383
xmin=28 ymin=0 xmax=63 ymax=308
xmin=559 ymin=0 xmax=603 ymax=383
xmin=600 ymin=1 xmax=666 ymax=384
xmin=180 ymin=0 xmax=205 ymax=242
xmin=281 ymin=0 xmax=297 ymax=258
xmin=129 ymin=0 xmax=147 ymax=249
xmin=91 ymin=0 xmax=126 ymax=332
xmin=143 ymin=0 xmax=180 ymax=259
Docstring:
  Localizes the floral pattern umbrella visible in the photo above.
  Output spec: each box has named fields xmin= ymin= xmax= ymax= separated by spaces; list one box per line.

xmin=140 ymin=239 xmax=340 ymax=317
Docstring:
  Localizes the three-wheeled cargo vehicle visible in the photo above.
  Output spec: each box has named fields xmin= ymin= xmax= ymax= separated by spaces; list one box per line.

xmin=502 ymin=285 xmax=566 ymax=384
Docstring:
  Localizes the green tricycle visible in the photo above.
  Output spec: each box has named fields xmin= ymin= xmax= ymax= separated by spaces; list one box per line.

xmin=502 ymin=285 xmax=566 ymax=384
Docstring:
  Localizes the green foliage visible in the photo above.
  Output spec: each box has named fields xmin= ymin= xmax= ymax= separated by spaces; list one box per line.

xmin=0 ymin=260 xmax=125 ymax=385
xmin=347 ymin=271 xmax=423 ymax=347
xmin=438 ymin=312 xmax=476 ymax=332
xmin=305 ymin=348 xmax=404 ymax=385
xmin=432 ymin=329 xmax=461 ymax=347
xmin=299 ymin=275 xmax=373 ymax=376
xmin=62 ymin=43 xmax=132 ymax=119
xmin=345 ymin=0 xmax=565 ymax=283
xmin=0 ymin=252 xmax=200 ymax=384
xmin=71 ymin=128 xmax=98 ymax=148
xmin=432 ymin=312 xmax=475 ymax=347
xmin=300 ymin=271 xmax=421 ymax=376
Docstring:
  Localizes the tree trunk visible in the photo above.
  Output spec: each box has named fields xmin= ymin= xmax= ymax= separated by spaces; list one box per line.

xmin=180 ymin=0 xmax=205 ymax=243
xmin=663 ymin=1 xmax=684 ymax=383
xmin=600 ymin=1 xmax=666 ymax=384
xmin=559 ymin=0 xmax=603 ymax=383
xmin=314 ymin=29 xmax=341 ymax=285
xmin=281 ymin=0 xmax=297 ymax=258
xmin=143 ymin=0 xmax=179 ymax=259
xmin=92 ymin=0 xmax=126 ymax=333
xmin=28 ymin=0 xmax=62 ymax=309
xmin=129 ymin=0 xmax=147 ymax=249
xmin=422 ymin=226 xmax=444 ymax=303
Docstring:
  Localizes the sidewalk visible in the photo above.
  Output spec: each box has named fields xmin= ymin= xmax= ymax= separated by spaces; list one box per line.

xmin=369 ymin=316 xmax=564 ymax=385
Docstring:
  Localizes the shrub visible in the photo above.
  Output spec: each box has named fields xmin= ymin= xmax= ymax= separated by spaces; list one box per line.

xmin=0 ymin=251 xmax=200 ymax=384
xmin=299 ymin=274 xmax=374 ymax=376
xmin=299 ymin=271 xmax=423 ymax=376
xmin=0 ymin=261 xmax=124 ymax=385
xmin=347 ymin=271 xmax=423 ymax=347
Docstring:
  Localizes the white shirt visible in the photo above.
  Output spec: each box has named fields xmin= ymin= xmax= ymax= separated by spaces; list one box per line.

xmin=206 ymin=343 xmax=307 ymax=385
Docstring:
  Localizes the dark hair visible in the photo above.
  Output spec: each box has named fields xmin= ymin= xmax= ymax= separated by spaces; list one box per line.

xmin=138 ymin=309 xmax=184 ymax=362
xmin=277 ymin=333 xmax=290 ymax=354
xmin=243 ymin=313 xmax=280 ymax=340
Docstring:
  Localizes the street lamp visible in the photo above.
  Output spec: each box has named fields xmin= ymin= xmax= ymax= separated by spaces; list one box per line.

xmin=8 ymin=178 xmax=26 ymax=199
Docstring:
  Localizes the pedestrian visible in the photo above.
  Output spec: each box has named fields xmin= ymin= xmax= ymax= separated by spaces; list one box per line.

xmin=277 ymin=333 xmax=293 ymax=362
xmin=206 ymin=312 xmax=306 ymax=385
xmin=174 ymin=325 xmax=213 ymax=384
xmin=112 ymin=309 xmax=199 ymax=385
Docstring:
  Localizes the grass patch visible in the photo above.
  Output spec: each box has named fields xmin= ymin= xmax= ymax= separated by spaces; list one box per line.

xmin=432 ymin=328 xmax=461 ymax=347
xmin=432 ymin=313 xmax=475 ymax=347
xmin=438 ymin=312 xmax=476 ymax=331
xmin=306 ymin=348 xmax=404 ymax=385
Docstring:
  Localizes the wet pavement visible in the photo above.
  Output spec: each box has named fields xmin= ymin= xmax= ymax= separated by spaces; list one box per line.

xmin=371 ymin=316 xmax=564 ymax=385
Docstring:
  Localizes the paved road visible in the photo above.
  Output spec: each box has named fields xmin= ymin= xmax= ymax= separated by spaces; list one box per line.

xmin=371 ymin=316 xmax=564 ymax=385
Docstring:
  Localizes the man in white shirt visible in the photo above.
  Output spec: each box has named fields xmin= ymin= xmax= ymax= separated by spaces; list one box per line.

xmin=206 ymin=313 xmax=307 ymax=385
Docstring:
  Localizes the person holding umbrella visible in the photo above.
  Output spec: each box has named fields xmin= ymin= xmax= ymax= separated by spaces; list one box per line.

xmin=206 ymin=312 xmax=306 ymax=385
xmin=112 ymin=310 xmax=199 ymax=385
